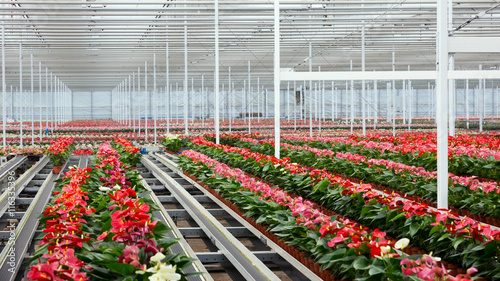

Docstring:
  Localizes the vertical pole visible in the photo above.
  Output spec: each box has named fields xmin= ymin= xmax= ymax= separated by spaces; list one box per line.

xmin=257 ymin=78 xmax=260 ymax=122
xmin=39 ymin=62 xmax=42 ymax=141
xmin=392 ymin=52 xmax=395 ymax=126
xmin=428 ymin=82 xmax=431 ymax=121
xmin=145 ymin=62 xmax=148 ymax=141
xmin=45 ymin=68 xmax=48 ymax=130
xmin=392 ymin=83 xmax=395 ymax=137
xmin=350 ymin=60 xmax=354 ymax=134
xmin=201 ymin=75 xmax=204 ymax=127
xmin=294 ymin=81 xmax=297 ymax=130
xmin=361 ymin=26 xmax=366 ymax=136
xmin=274 ymin=0 xmax=280 ymax=158
xmin=51 ymin=72 xmax=53 ymax=134
xmin=133 ymin=72 xmax=136 ymax=132
xmin=154 ymin=54 xmax=157 ymax=144
xmin=449 ymin=56 xmax=455 ymax=135
xmin=322 ymin=80 xmax=325 ymax=123
xmin=31 ymin=54 xmax=34 ymax=145
xmin=19 ymin=43 xmax=23 ymax=148
xmin=479 ymin=65 xmax=483 ymax=132
xmin=345 ymin=81 xmax=348 ymax=124
xmin=248 ymin=61 xmax=251 ymax=133
xmin=191 ymin=78 xmax=194 ymax=123
xmin=215 ymin=0 xmax=220 ymax=143
xmin=229 ymin=66 xmax=232 ymax=133
xmin=331 ymin=81 xmax=335 ymax=121
xmin=129 ymin=75 xmax=131 ymax=128
xmin=1 ymin=27 xmax=5 ymax=148
xmin=184 ymin=17 xmax=188 ymax=135
xmin=309 ymin=42 xmax=313 ymax=137
xmin=138 ymin=67 xmax=141 ymax=134
xmin=287 ymin=81 xmax=290 ymax=120
xmin=465 ymin=79 xmax=469 ymax=129
xmin=436 ymin=0 xmax=449 ymax=209
xmin=166 ymin=38 xmax=170 ymax=134
xmin=374 ymin=80 xmax=378 ymax=129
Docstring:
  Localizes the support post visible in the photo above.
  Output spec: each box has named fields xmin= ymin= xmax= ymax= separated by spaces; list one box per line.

xmin=215 ymin=0 xmax=220 ymax=144
xmin=436 ymin=0 xmax=449 ymax=209
xmin=274 ymin=0 xmax=280 ymax=158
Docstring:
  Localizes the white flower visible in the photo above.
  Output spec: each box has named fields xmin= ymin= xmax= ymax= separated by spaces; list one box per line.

xmin=380 ymin=246 xmax=391 ymax=253
xmin=150 ymin=252 xmax=166 ymax=262
xmin=394 ymin=238 xmax=410 ymax=250
xmin=147 ymin=264 xmax=181 ymax=281
xmin=113 ymin=185 xmax=122 ymax=190
xmin=99 ymin=186 xmax=111 ymax=192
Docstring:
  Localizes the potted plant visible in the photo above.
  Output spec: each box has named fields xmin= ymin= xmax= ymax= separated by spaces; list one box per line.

xmin=47 ymin=137 xmax=74 ymax=174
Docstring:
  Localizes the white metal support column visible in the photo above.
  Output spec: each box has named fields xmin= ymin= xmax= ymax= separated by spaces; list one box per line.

xmin=45 ymin=68 xmax=48 ymax=130
xmin=374 ymin=80 xmax=378 ymax=129
xmin=436 ymin=0 xmax=449 ymax=209
xmin=154 ymin=54 xmax=157 ymax=144
xmin=30 ymin=54 xmax=34 ymax=145
xmin=350 ymin=60 xmax=354 ymax=134
xmin=449 ymin=57 xmax=455 ymax=136
xmin=248 ymin=61 xmax=251 ymax=133
xmin=274 ymin=0 xmax=280 ymax=158
xmin=448 ymin=0 xmax=455 ymax=136
xmin=215 ymin=0 xmax=220 ymax=144
xmin=309 ymin=42 xmax=313 ymax=137
xmin=50 ymin=72 xmax=53 ymax=134
xmin=184 ymin=17 xmax=188 ymax=135
xmin=166 ymin=38 xmax=170 ymax=134
xmin=1 ymin=26 xmax=4 ymax=148
xmin=228 ymin=66 xmax=232 ymax=133
xmin=39 ymin=62 xmax=42 ymax=141
xmin=465 ymin=79 xmax=469 ymax=128
xmin=145 ymin=61 xmax=148 ymax=141
xmin=19 ymin=43 xmax=23 ymax=148
xmin=131 ymin=75 xmax=134 ymax=128
xmin=133 ymin=72 xmax=136 ymax=132
xmin=479 ymin=65 xmax=484 ymax=132
xmin=361 ymin=26 xmax=366 ymax=136
xmin=138 ymin=67 xmax=141 ymax=134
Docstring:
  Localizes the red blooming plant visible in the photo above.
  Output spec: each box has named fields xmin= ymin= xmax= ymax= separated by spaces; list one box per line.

xmin=46 ymin=137 xmax=75 ymax=166
xmin=113 ymin=137 xmax=142 ymax=167
xmin=28 ymin=167 xmax=93 ymax=281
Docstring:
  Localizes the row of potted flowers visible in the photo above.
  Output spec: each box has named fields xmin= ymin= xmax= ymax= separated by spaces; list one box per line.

xmin=216 ymin=134 xmax=500 ymax=219
xmin=172 ymin=136 xmax=499 ymax=280
xmin=344 ymin=132 xmax=500 ymax=181
xmin=28 ymin=138 xmax=198 ymax=281
xmin=178 ymin=148 xmax=478 ymax=281
xmin=280 ymin=133 xmax=500 ymax=181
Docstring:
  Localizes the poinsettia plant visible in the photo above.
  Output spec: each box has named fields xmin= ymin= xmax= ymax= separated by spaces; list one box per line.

xmin=46 ymin=136 xmax=75 ymax=166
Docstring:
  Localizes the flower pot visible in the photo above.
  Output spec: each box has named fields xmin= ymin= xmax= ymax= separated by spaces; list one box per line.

xmin=53 ymin=165 xmax=63 ymax=174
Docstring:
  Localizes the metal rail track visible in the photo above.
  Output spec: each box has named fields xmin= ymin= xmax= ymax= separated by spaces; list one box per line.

xmin=0 ymin=155 xmax=86 ymax=281
xmin=140 ymin=152 xmax=322 ymax=281
xmin=0 ymin=156 xmax=27 ymax=183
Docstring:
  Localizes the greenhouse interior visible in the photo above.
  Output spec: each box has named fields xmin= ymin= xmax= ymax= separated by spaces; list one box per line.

xmin=0 ymin=1 xmax=499 ymax=281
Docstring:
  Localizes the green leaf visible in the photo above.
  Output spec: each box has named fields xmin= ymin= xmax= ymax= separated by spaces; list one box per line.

xmin=105 ymin=263 xmax=136 ymax=276
xmin=368 ymin=265 xmax=385 ymax=275
xmin=353 ymin=256 xmax=370 ymax=270
xmin=429 ymin=225 xmax=441 ymax=236
xmin=153 ymin=222 xmax=171 ymax=237
xmin=437 ymin=233 xmax=451 ymax=242
xmin=409 ymin=221 xmax=421 ymax=237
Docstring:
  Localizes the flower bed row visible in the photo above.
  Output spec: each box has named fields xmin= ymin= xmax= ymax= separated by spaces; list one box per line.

xmin=346 ymin=132 xmax=500 ymax=181
xmin=218 ymin=134 xmax=500 ymax=220
xmin=166 ymin=135 xmax=499 ymax=279
xmin=178 ymin=148 xmax=478 ymax=281
xmin=28 ymin=139 xmax=198 ymax=281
